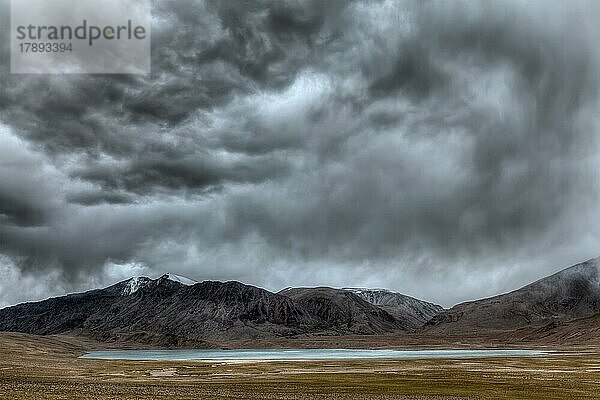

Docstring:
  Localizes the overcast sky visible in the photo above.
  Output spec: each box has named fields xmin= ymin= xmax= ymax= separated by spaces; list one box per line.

xmin=1 ymin=0 xmax=600 ymax=308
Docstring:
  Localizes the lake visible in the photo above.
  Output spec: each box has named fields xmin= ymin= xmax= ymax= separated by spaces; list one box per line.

xmin=80 ymin=348 xmax=547 ymax=361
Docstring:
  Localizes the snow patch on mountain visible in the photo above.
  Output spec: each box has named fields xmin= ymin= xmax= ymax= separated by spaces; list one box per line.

xmin=163 ymin=273 xmax=197 ymax=286
xmin=344 ymin=287 xmax=406 ymax=306
xmin=345 ymin=287 xmax=394 ymax=297
xmin=122 ymin=273 xmax=197 ymax=295
xmin=123 ymin=277 xmax=151 ymax=295
xmin=344 ymin=287 xmax=444 ymax=325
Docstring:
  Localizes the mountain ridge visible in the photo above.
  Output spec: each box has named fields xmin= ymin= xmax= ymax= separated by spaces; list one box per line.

xmin=425 ymin=258 xmax=600 ymax=334
xmin=2 ymin=257 xmax=600 ymax=346
xmin=343 ymin=287 xmax=444 ymax=329
xmin=0 ymin=276 xmax=440 ymax=343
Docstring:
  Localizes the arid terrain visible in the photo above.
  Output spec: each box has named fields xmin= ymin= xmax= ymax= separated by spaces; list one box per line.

xmin=1 ymin=332 xmax=599 ymax=400
xmin=2 ymin=260 xmax=600 ymax=399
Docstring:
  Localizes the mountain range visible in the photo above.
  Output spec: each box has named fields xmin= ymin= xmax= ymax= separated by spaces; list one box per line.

xmin=1 ymin=259 xmax=599 ymax=346
xmin=0 ymin=273 xmax=440 ymax=345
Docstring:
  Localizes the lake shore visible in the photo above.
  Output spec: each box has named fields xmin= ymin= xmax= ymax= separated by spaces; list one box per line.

xmin=1 ymin=332 xmax=600 ymax=399
xmin=80 ymin=348 xmax=549 ymax=362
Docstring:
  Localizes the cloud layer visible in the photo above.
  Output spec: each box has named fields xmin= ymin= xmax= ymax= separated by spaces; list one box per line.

xmin=1 ymin=0 xmax=600 ymax=307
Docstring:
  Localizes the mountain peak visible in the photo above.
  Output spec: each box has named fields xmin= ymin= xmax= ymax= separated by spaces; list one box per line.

xmin=122 ymin=273 xmax=198 ymax=295
xmin=122 ymin=276 xmax=152 ymax=295
xmin=160 ymin=273 xmax=198 ymax=286
xmin=342 ymin=287 xmax=444 ymax=328
xmin=426 ymin=257 xmax=600 ymax=333
xmin=344 ymin=287 xmax=395 ymax=295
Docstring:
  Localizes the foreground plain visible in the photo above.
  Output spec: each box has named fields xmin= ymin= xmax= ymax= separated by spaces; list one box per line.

xmin=1 ymin=333 xmax=599 ymax=400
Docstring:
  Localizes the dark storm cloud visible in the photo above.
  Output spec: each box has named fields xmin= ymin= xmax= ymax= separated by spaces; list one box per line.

xmin=72 ymin=153 xmax=290 ymax=196
xmin=0 ymin=190 xmax=48 ymax=227
xmin=0 ymin=132 xmax=61 ymax=229
xmin=212 ymin=1 xmax=599 ymax=264
xmin=1 ymin=0 xmax=600 ymax=307
xmin=65 ymin=191 xmax=134 ymax=206
xmin=369 ymin=44 xmax=448 ymax=101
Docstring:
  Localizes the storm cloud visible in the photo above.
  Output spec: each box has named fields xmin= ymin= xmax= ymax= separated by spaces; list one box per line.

xmin=1 ymin=0 xmax=600 ymax=307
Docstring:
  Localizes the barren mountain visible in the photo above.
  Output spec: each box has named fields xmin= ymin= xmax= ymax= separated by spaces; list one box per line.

xmin=0 ymin=274 xmax=318 ymax=344
xmin=0 ymin=275 xmax=431 ymax=344
xmin=426 ymin=258 xmax=600 ymax=334
xmin=3 ymin=258 xmax=599 ymax=346
xmin=279 ymin=287 xmax=407 ymax=334
xmin=344 ymin=288 xmax=444 ymax=330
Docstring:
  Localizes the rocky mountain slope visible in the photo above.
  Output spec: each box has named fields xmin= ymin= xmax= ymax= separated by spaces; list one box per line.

xmin=0 ymin=274 xmax=437 ymax=343
xmin=3 ymin=257 xmax=600 ymax=345
xmin=426 ymin=258 xmax=600 ymax=334
xmin=0 ymin=274 xmax=318 ymax=343
xmin=343 ymin=288 xmax=444 ymax=330
xmin=278 ymin=287 xmax=407 ymax=334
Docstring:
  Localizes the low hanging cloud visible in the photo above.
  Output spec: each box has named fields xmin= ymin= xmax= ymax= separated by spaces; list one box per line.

xmin=1 ymin=0 xmax=600 ymax=308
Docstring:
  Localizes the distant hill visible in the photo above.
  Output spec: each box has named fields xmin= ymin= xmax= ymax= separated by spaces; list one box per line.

xmin=343 ymin=288 xmax=444 ymax=330
xmin=279 ymin=287 xmax=407 ymax=334
xmin=426 ymin=258 xmax=600 ymax=335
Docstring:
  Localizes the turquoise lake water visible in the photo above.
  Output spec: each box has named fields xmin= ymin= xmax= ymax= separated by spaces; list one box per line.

xmin=80 ymin=348 xmax=547 ymax=361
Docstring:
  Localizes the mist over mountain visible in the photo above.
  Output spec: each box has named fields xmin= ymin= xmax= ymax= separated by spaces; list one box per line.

xmin=426 ymin=258 xmax=600 ymax=335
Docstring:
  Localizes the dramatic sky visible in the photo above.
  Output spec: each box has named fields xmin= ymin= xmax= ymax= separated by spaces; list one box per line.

xmin=1 ymin=0 xmax=600 ymax=308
